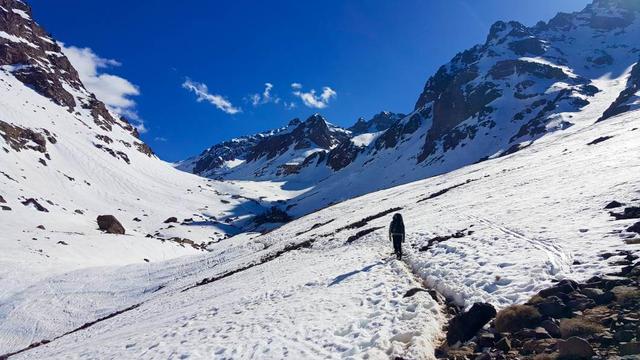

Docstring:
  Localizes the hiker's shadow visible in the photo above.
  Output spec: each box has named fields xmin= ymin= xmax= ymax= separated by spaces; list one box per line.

xmin=328 ymin=261 xmax=384 ymax=287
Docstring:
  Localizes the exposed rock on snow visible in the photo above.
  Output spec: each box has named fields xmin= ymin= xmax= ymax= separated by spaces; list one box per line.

xmin=21 ymin=198 xmax=48 ymax=212
xmin=446 ymin=302 xmax=496 ymax=345
xmin=96 ymin=215 xmax=125 ymax=234
xmin=0 ymin=120 xmax=48 ymax=153
xmin=253 ymin=206 xmax=291 ymax=225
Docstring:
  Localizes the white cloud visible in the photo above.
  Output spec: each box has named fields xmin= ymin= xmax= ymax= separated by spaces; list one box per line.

xmin=292 ymin=85 xmax=337 ymax=109
xmin=250 ymin=82 xmax=280 ymax=107
xmin=284 ymin=101 xmax=297 ymax=110
xmin=59 ymin=43 xmax=142 ymax=126
xmin=182 ymin=78 xmax=241 ymax=115
xmin=154 ymin=136 xmax=167 ymax=142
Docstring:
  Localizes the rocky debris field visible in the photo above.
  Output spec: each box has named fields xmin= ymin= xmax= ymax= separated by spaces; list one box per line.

xmin=436 ymin=249 xmax=640 ymax=359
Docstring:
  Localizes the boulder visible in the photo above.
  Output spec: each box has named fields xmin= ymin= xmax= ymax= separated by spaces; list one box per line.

xmin=614 ymin=329 xmax=635 ymax=342
xmin=541 ymin=319 xmax=561 ymax=338
xmin=566 ymin=294 xmax=595 ymax=311
xmin=610 ymin=206 xmax=640 ymax=220
xmin=495 ymin=337 xmax=511 ymax=352
xmin=164 ymin=217 xmax=178 ymax=223
xmin=446 ymin=302 xmax=497 ymax=345
xmin=475 ymin=332 xmax=496 ymax=349
xmin=620 ymin=342 xmax=640 ymax=356
xmin=604 ymin=201 xmax=624 ymax=209
xmin=558 ymin=336 xmax=594 ymax=359
xmin=539 ymin=280 xmax=576 ymax=298
xmin=97 ymin=215 xmax=125 ymax=235
xmin=537 ymin=296 xmax=568 ymax=318
xmin=581 ymin=288 xmax=614 ymax=305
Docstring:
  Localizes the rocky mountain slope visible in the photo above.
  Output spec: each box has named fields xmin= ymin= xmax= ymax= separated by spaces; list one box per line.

xmin=176 ymin=111 xmax=403 ymax=181
xmin=181 ymin=0 xmax=640 ymax=218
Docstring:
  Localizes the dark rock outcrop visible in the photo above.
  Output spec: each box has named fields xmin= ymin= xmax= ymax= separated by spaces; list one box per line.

xmin=21 ymin=198 xmax=48 ymax=212
xmin=348 ymin=111 xmax=404 ymax=135
xmin=96 ymin=215 xmax=125 ymax=234
xmin=254 ymin=207 xmax=291 ymax=225
xmin=558 ymin=336 xmax=595 ymax=359
xmin=248 ymin=114 xmax=348 ymax=162
xmin=0 ymin=121 xmax=48 ymax=153
xmin=446 ymin=302 xmax=496 ymax=345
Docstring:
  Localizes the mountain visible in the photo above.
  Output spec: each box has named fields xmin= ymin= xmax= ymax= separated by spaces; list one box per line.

xmin=177 ymin=112 xmax=401 ymax=181
xmin=348 ymin=111 xmax=405 ymax=135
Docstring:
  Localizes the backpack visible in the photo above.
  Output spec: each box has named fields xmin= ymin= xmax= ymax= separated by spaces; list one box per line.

xmin=390 ymin=216 xmax=404 ymax=235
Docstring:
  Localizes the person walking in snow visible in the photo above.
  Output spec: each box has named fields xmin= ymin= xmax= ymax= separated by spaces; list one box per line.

xmin=389 ymin=213 xmax=405 ymax=260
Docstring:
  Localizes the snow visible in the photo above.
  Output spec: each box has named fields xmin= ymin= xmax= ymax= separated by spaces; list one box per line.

xmin=6 ymin=242 xmax=443 ymax=359
xmin=38 ymin=35 xmax=54 ymax=44
xmin=351 ymin=131 xmax=382 ymax=147
xmin=11 ymin=8 xmax=30 ymax=20
xmin=224 ymin=158 xmax=244 ymax=169
xmin=0 ymin=30 xmax=38 ymax=48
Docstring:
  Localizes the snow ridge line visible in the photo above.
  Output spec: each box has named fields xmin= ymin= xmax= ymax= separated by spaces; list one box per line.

xmin=0 ymin=304 xmax=141 ymax=360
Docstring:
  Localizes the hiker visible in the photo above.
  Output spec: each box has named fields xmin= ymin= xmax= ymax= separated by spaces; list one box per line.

xmin=389 ymin=213 xmax=405 ymax=260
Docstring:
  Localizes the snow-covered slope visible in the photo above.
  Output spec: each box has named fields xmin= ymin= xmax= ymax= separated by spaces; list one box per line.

xmin=3 ymin=98 xmax=638 ymax=360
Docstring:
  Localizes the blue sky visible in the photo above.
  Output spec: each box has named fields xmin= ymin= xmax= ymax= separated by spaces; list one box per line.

xmin=30 ymin=0 xmax=590 ymax=161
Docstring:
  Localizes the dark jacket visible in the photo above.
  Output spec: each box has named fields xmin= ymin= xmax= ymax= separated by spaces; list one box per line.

xmin=389 ymin=214 xmax=405 ymax=242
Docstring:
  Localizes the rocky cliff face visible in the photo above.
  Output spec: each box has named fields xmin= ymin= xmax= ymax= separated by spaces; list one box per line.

xmin=348 ymin=111 xmax=405 ymax=136
xmin=410 ymin=0 xmax=640 ymax=163
xmin=178 ymin=112 xmax=401 ymax=180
